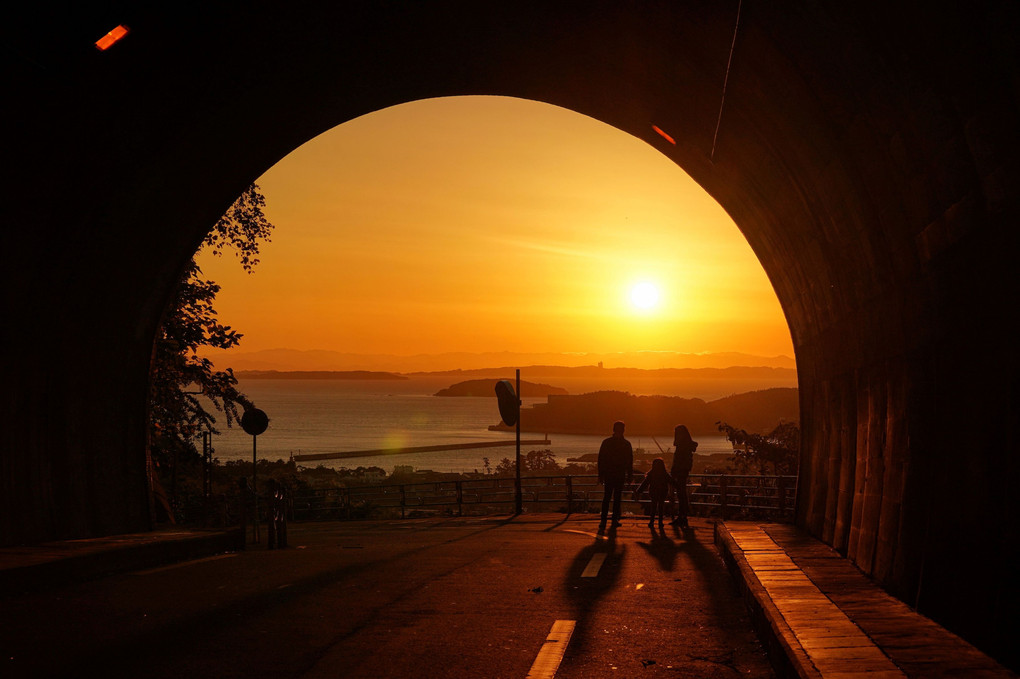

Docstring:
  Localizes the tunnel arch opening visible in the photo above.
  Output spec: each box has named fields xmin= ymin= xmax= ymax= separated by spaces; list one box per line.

xmin=174 ymin=94 xmax=798 ymax=475
xmin=5 ymin=2 xmax=1018 ymax=666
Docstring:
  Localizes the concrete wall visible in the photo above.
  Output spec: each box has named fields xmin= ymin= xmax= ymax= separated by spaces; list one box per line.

xmin=2 ymin=0 xmax=1017 ymax=666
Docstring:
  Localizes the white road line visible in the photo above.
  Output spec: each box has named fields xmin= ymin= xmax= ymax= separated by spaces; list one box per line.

xmin=581 ymin=552 xmax=607 ymax=578
xmin=526 ymin=620 xmax=576 ymax=679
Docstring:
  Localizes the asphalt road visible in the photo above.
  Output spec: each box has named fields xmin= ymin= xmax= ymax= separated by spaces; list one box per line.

xmin=1 ymin=515 xmax=774 ymax=678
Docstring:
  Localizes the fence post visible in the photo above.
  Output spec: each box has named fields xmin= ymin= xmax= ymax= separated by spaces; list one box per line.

xmin=566 ymin=475 xmax=573 ymax=515
xmin=400 ymin=484 xmax=406 ymax=519
xmin=777 ymin=476 xmax=786 ymax=516
xmin=345 ymin=488 xmax=352 ymax=520
xmin=267 ymin=479 xmax=278 ymax=549
xmin=265 ymin=480 xmax=288 ymax=549
xmin=278 ymin=484 xmax=288 ymax=548
xmin=456 ymin=480 xmax=463 ymax=517
xmin=720 ymin=474 xmax=728 ymax=518
xmin=237 ymin=477 xmax=250 ymax=549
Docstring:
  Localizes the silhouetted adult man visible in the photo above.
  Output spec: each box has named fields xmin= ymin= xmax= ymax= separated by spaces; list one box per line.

xmin=597 ymin=420 xmax=634 ymax=530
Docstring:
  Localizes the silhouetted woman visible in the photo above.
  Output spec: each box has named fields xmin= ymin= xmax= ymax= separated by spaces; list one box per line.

xmin=670 ymin=424 xmax=698 ymax=528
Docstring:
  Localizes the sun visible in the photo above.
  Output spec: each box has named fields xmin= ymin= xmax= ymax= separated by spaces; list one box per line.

xmin=629 ymin=281 xmax=661 ymax=311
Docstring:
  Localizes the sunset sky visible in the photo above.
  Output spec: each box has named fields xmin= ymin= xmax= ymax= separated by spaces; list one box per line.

xmin=196 ymin=96 xmax=793 ymax=364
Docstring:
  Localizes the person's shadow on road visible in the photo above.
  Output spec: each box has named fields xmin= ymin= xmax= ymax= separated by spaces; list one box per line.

xmin=636 ymin=524 xmax=679 ymax=571
xmin=563 ymin=529 xmax=625 ymax=654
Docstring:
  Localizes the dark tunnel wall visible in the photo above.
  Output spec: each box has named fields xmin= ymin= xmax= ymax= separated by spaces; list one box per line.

xmin=1 ymin=0 xmax=1017 ymax=667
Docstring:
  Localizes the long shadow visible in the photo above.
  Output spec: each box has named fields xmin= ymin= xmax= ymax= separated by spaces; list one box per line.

xmin=10 ymin=520 xmax=515 ymax=678
xmin=563 ymin=527 xmax=625 ymax=654
xmin=636 ymin=523 xmax=679 ymax=571
xmin=541 ymin=514 xmax=572 ymax=532
xmin=416 ymin=514 xmax=518 ymax=530
xmin=669 ymin=520 xmax=763 ymax=670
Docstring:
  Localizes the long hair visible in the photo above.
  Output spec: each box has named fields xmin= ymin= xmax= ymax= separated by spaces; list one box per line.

xmin=674 ymin=424 xmax=697 ymax=451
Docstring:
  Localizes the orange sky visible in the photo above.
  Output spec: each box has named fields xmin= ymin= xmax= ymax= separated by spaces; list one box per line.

xmin=196 ymin=96 xmax=793 ymax=361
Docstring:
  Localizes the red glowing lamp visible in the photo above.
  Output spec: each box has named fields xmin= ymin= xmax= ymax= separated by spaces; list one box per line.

xmin=95 ymin=25 xmax=129 ymax=51
xmin=652 ymin=124 xmax=676 ymax=145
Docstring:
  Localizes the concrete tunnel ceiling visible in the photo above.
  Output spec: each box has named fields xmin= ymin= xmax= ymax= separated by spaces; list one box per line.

xmin=2 ymin=1 xmax=1018 ymax=668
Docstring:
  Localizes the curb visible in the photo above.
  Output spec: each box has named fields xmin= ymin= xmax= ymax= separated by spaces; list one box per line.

xmin=714 ymin=521 xmax=820 ymax=679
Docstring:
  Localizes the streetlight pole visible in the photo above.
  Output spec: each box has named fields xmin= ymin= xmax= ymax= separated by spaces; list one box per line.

xmin=251 ymin=432 xmax=260 ymax=543
xmin=515 ymin=368 xmax=522 ymax=515
xmin=494 ymin=375 xmax=523 ymax=516
xmin=241 ymin=407 xmax=269 ymax=545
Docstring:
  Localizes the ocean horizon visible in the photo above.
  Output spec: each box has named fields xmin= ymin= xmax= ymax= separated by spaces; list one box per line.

xmin=209 ymin=376 xmax=739 ymax=473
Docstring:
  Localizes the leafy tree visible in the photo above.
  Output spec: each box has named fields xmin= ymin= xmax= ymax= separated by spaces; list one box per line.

xmin=148 ymin=184 xmax=274 ymax=471
xmin=494 ymin=457 xmax=516 ymax=477
xmin=491 ymin=451 xmax=563 ymax=476
xmin=201 ymin=184 xmax=274 ymax=270
xmin=717 ymin=420 xmax=800 ymax=476
xmin=523 ymin=449 xmax=560 ymax=472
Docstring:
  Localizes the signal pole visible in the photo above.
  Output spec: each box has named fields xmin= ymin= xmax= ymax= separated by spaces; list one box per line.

xmin=515 ymin=368 xmax=522 ymax=515
xmin=494 ymin=374 xmax=523 ymax=516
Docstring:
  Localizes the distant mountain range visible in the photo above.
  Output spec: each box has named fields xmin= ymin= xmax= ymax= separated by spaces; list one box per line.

xmin=202 ymin=348 xmax=796 ymax=372
xmin=235 ymin=370 xmax=407 ymax=380
xmin=230 ymin=361 xmax=798 ymax=401
xmin=418 ymin=365 xmax=797 ymax=401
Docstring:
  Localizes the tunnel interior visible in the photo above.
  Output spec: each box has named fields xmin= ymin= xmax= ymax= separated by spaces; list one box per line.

xmin=3 ymin=1 xmax=1018 ymax=667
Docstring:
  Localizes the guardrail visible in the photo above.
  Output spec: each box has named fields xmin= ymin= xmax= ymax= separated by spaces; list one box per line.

xmin=288 ymin=473 xmax=797 ymax=522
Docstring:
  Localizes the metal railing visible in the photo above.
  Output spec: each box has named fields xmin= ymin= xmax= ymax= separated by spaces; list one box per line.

xmin=287 ymin=472 xmax=797 ymax=522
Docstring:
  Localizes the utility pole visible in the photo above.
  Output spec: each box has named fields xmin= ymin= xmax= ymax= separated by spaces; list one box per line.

xmin=515 ymin=368 xmax=522 ymax=515
xmin=241 ymin=407 xmax=269 ymax=544
xmin=494 ymin=373 xmax=523 ymax=515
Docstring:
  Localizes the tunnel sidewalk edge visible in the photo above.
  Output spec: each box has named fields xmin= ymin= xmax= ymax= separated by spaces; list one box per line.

xmin=0 ymin=528 xmax=242 ymax=597
xmin=715 ymin=521 xmax=822 ymax=679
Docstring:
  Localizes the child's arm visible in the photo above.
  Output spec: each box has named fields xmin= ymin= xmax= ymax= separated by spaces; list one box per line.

xmin=633 ymin=475 xmax=649 ymax=497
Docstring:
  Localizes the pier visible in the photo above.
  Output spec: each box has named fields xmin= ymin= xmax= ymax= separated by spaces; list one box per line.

xmin=290 ymin=439 xmax=552 ymax=462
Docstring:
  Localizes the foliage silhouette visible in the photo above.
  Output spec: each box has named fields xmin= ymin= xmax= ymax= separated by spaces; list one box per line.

xmin=716 ymin=420 xmax=799 ymax=476
xmin=148 ymin=184 xmax=274 ymax=472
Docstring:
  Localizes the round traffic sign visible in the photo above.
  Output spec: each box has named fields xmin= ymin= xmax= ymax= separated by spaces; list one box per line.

xmin=241 ymin=408 xmax=269 ymax=436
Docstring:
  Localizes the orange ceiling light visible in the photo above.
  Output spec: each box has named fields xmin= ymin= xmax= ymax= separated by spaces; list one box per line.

xmin=95 ymin=25 xmax=129 ymax=51
xmin=652 ymin=125 xmax=676 ymax=145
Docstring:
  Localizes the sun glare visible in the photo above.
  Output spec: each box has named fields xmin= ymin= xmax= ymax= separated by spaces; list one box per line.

xmin=198 ymin=96 xmax=795 ymax=359
xmin=630 ymin=281 xmax=661 ymax=311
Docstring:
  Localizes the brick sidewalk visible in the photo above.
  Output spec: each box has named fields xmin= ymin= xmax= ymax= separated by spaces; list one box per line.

xmin=716 ymin=521 xmax=1014 ymax=678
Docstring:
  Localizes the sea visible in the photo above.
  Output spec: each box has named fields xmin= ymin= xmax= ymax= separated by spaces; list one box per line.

xmin=208 ymin=376 xmax=735 ymax=473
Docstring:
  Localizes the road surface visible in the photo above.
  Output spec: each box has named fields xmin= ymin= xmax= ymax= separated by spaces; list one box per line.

xmin=1 ymin=514 xmax=774 ymax=678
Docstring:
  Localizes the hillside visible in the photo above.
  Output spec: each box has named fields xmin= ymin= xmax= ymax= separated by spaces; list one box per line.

xmin=235 ymin=370 xmax=407 ymax=380
xmin=434 ymin=379 xmax=568 ymax=397
xmin=414 ymin=364 xmax=795 ymax=380
xmin=414 ymin=365 xmax=797 ymax=399
xmin=488 ymin=387 xmax=798 ymax=436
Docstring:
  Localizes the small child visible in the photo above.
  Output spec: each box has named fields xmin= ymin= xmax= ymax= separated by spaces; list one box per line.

xmin=633 ymin=458 xmax=681 ymax=527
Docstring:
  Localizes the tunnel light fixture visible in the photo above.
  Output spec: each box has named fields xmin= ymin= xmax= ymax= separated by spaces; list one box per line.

xmin=652 ymin=124 xmax=676 ymax=145
xmin=95 ymin=25 xmax=129 ymax=51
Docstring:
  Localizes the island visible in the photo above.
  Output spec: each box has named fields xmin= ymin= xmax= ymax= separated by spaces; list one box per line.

xmin=435 ymin=379 xmax=569 ymax=397
xmin=488 ymin=387 xmax=799 ymax=436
